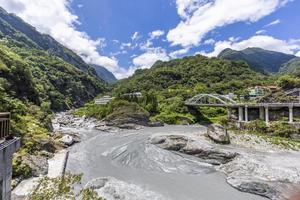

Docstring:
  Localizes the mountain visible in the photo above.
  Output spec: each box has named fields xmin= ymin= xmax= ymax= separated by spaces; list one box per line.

xmin=279 ymin=57 xmax=300 ymax=74
xmin=114 ymin=55 xmax=264 ymax=95
xmin=92 ymin=65 xmax=117 ymax=84
xmin=218 ymin=47 xmax=296 ymax=73
xmin=0 ymin=7 xmax=106 ymax=111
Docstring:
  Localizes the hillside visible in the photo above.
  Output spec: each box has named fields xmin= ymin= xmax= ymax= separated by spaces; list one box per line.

xmin=0 ymin=7 xmax=106 ymax=111
xmin=279 ymin=57 xmax=300 ymax=74
xmin=112 ymin=55 xmax=265 ymax=124
xmin=114 ymin=55 xmax=264 ymax=95
xmin=92 ymin=64 xmax=117 ymax=84
xmin=218 ymin=47 xmax=296 ymax=73
xmin=0 ymin=7 xmax=100 ymax=75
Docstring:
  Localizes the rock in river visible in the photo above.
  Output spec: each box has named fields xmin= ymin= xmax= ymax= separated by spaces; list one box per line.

xmin=207 ymin=124 xmax=230 ymax=144
xmin=150 ymin=135 xmax=237 ymax=165
xmin=59 ymin=135 xmax=75 ymax=146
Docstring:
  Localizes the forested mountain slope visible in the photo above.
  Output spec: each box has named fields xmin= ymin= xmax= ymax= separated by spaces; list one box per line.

xmin=114 ymin=55 xmax=264 ymax=95
xmin=218 ymin=47 xmax=296 ymax=73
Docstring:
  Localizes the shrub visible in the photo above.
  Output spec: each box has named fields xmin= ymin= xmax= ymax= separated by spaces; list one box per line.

xmin=267 ymin=122 xmax=298 ymax=138
xmin=245 ymin=120 xmax=268 ymax=133
xmin=29 ymin=173 xmax=103 ymax=200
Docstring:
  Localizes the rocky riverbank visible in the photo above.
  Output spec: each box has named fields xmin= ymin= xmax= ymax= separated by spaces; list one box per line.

xmin=20 ymin=112 xmax=300 ymax=200
xmin=150 ymin=129 xmax=300 ymax=200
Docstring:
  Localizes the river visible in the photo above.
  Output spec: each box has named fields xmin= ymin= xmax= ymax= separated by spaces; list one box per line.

xmin=58 ymin=118 xmax=268 ymax=200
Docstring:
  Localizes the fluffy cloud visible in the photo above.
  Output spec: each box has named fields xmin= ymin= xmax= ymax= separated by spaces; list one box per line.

xmin=264 ymin=19 xmax=281 ymax=27
xmin=202 ymin=35 xmax=300 ymax=57
xmin=169 ymin=47 xmax=190 ymax=58
xmin=168 ymin=0 xmax=291 ymax=47
xmin=133 ymin=48 xmax=170 ymax=69
xmin=0 ymin=0 xmax=126 ymax=78
xmin=204 ymin=38 xmax=216 ymax=45
xmin=149 ymin=30 xmax=165 ymax=40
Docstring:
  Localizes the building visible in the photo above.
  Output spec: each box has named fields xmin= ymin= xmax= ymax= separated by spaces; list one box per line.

xmin=0 ymin=113 xmax=20 ymax=200
xmin=248 ymin=86 xmax=265 ymax=99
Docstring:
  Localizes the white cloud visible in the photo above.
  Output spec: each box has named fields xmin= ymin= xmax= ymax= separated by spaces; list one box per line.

xmin=264 ymin=19 xmax=281 ymax=27
xmin=120 ymin=42 xmax=132 ymax=50
xmin=0 ymin=0 xmax=127 ymax=79
xmin=133 ymin=48 xmax=170 ymax=69
xmin=204 ymin=38 xmax=216 ymax=45
xmin=149 ymin=30 xmax=165 ymax=40
xmin=168 ymin=0 xmax=291 ymax=47
xmin=131 ymin=32 xmax=140 ymax=41
xmin=256 ymin=30 xmax=267 ymax=35
xmin=296 ymin=51 xmax=300 ymax=57
xmin=202 ymin=35 xmax=300 ymax=57
xmin=169 ymin=47 xmax=190 ymax=58
xmin=124 ymin=47 xmax=170 ymax=77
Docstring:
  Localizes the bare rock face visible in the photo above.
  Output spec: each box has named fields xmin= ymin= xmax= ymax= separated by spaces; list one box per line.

xmin=207 ymin=124 xmax=230 ymax=144
xmin=226 ymin=178 xmax=289 ymax=200
xmin=150 ymin=135 xmax=237 ymax=165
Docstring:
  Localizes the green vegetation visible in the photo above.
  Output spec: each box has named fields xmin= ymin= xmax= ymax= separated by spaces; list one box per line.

xmin=279 ymin=57 xmax=300 ymax=74
xmin=241 ymin=120 xmax=300 ymax=149
xmin=29 ymin=173 xmax=103 ymax=200
xmin=111 ymin=55 xmax=264 ymax=124
xmin=0 ymin=7 xmax=107 ymax=179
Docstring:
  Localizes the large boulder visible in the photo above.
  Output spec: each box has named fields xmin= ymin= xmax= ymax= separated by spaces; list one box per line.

xmin=207 ymin=124 xmax=230 ymax=144
xmin=59 ymin=135 xmax=74 ymax=146
xmin=150 ymin=135 xmax=237 ymax=165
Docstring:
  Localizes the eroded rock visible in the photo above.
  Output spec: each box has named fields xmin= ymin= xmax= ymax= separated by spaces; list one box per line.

xmin=150 ymin=135 xmax=237 ymax=165
xmin=207 ymin=124 xmax=230 ymax=144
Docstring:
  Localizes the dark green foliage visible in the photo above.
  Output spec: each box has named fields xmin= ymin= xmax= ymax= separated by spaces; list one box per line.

xmin=218 ymin=47 xmax=296 ymax=73
xmin=113 ymin=55 xmax=264 ymax=124
xmin=114 ymin=55 xmax=263 ymax=95
xmin=76 ymin=99 xmax=149 ymax=121
xmin=276 ymin=75 xmax=300 ymax=89
xmin=279 ymin=57 xmax=300 ymax=74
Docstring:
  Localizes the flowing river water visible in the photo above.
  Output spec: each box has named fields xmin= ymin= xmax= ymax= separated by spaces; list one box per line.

xmin=53 ymin=114 xmax=300 ymax=200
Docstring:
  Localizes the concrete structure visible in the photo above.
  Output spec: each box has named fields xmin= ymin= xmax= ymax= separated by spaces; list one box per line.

xmin=185 ymin=94 xmax=300 ymax=126
xmin=95 ymin=96 xmax=115 ymax=105
xmin=0 ymin=113 xmax=20 ymax=200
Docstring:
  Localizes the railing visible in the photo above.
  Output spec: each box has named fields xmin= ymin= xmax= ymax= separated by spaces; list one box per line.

xmin=0 ymin=112 xmax=10 ymax=141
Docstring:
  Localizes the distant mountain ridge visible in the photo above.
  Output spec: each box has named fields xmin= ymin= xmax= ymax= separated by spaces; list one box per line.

xmin=91 ymin=65 xmax=117 ymax=84
xmin=218 ymin=47 xmax=298 ymax=74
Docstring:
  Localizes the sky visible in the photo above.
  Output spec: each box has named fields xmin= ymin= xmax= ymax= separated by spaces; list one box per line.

xmin=0 ymin=0 xmax=299 ymax=79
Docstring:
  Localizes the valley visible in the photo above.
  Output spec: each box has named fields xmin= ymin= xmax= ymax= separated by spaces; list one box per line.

xmin=0 ymin=3 xmax=299 ymax=200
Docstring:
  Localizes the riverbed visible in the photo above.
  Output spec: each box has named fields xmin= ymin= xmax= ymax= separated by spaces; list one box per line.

xmin=51 ymin=112 xmax=300 ymax=200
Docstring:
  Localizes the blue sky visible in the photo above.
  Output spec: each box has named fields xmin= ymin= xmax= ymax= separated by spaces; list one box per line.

xmin=0 ymin=0 xmax=300 ymax=78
